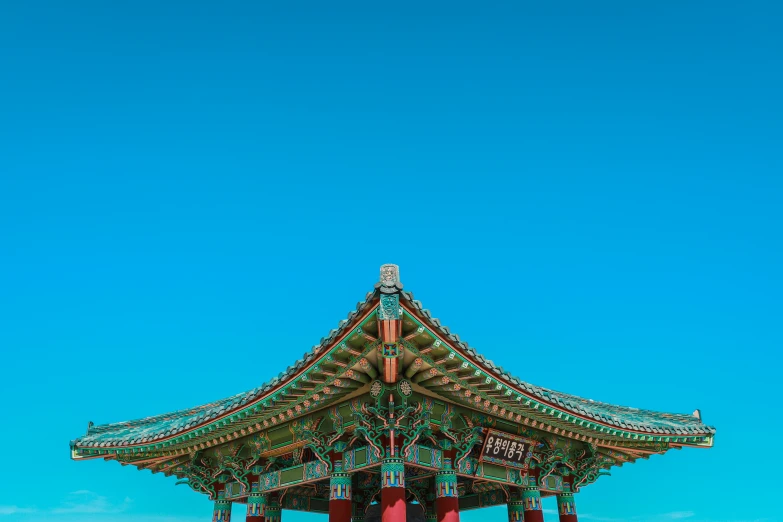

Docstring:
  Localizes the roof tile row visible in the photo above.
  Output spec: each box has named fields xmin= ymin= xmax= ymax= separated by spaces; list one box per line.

xmin=72 ymin=268 xmax=714 ymax=451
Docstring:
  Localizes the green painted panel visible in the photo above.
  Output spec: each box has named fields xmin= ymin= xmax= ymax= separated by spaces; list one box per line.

xmin=418 ymin=447 xmax=432 ymax=466
xmin=482 ymin=463 xmax=507 ymax=480
xmin=432 ymin=402 xmax=445 ymax=422
xmin=269 ymin=425 xmax=293 ymax=447
xmin=338 ymin=403 xmax=353 ymax=422
xmin=355 ymin=447 xmax=367 ymax=467
xmin=496 ymin=420 xmax=517 ymax=433
xmin=280 ymin=465 xmax=303 ymax=484
xmin=319 ymin=414 xmax=334 ymax=434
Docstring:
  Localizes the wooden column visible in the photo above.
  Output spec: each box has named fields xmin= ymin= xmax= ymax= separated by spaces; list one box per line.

xmin=521 ymin=472 xmax=544 ymax=522
xmin=557 ymin=479 xmax=577 ymax=522
xmin=245 ymin=482 xmax=265 ymax=522
xmin=212 ymin=490 xmax=232 ymax=522
xmin=329 ymin=458 xmax=352 ymax=522
xmin=381 ymin=457 xmax=406 ymax=522
xmin=435 ymin=458 xmax=459 ymax=522
xmin=507 ymin=489 xmax=524 ymax=522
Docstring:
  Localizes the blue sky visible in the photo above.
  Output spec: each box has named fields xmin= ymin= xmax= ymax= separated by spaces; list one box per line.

xmin=0 ymin=1 xmax=781 ymax=521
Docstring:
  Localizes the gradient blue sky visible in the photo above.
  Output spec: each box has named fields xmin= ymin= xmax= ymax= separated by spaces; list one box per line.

xmin=1 ymin=2 xmax=781 ymax=522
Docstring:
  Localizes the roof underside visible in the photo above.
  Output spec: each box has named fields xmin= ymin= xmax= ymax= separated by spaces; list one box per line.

xmin=71 ymin=269 xmax=715 ymax=456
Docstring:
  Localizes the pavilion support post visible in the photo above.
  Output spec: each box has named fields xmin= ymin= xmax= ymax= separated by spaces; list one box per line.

xmin=264 ymin=496 xmax=281 ymax=522
xmin=212 ymin=490 xmax=232 ymax=522
xmin=435 ymin=458 xmax=459 ymax=522
xmin=557 ymin=480 xmax=577 ymax=522
xmin=521 ymin=473 xmax=544 ymax=522
xmin=381 ymin=457 xmax=406 ymax=522
xmin=246 ymin=483 xmax=265 ymax=522
xmin=507 ymin=489 xmax=524 ymax=522
xmin=329 ymin=459 xmax=352 ymax=522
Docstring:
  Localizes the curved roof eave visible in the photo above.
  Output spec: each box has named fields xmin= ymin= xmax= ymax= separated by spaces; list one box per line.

xmin=70 ymin=289 xmax=381 ymax=451
xmin=399 ymin=291 xmax=715 ymax=439
xmin=70 ymin=264 xmax=715 ymax=457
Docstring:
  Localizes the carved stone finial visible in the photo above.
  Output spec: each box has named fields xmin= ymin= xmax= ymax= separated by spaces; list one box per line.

xmin=380 ymin=264 xmax=399 ymax=286
xmin=377 ymin=264 xmax=403 ymax=294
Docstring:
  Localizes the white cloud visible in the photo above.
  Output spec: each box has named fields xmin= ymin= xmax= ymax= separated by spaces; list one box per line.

xmin=51 ymin=490 xmax=132 ymax=515
xmin=577 ymin=511 xmax=696 ymax=522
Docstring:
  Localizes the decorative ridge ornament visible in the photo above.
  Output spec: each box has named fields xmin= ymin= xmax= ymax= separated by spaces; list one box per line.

xmin=376 ymin=263 xmax=403 ymax=294
xmin=377 ymin=264 xmax=404 ymax=382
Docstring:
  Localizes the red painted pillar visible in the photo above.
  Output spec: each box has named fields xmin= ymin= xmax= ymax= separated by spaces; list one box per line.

xmin=435 ymin=458 xmax=459 ymax=522
xmin=557 ymin=478 xmax=578 ymax=522
xmin=329 ymin=458 xmax=352 ymax=522
xmin=245 ymin=481 xmax=265 ymax=522
xmin=521 ymin=471 xmax=543 ymax=522
xmin=507 ymin=487 xmax=524 ymax=522
xmin=212 ymin=489 xmax=232 ymax=522
xmin=381 ymin=457 xmax=406 ymax=522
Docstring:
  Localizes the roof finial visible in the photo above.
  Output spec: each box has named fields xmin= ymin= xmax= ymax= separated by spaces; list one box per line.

xmin=693 ymin=409 xmax=702 ymax=421
xmin=377 ymin=264 xmax=402 ymax=293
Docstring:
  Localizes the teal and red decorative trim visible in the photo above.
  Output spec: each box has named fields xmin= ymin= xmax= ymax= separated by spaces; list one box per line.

xmin=212 ymin=491 xmax=231 ymax=522
xmin=381 ymin=458 xmax=405 ymax=489
xmin=507 ymin=500 xmax=524 ymax=522
xmin=330 ymin=463 xmax=352 ymax=501
xmin=246 ymin=483 xmax=265 ymax=517
xmin=435 ymin=459 xmax=458 ymax=498
xmin=523 ymin=487 xmax=542 ymax=512
xmin=557 ymin=492 xmax=577 ymax=516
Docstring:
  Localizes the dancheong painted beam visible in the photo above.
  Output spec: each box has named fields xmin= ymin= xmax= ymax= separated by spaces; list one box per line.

xmin=70 ymin=264 xmax=715 ymax=522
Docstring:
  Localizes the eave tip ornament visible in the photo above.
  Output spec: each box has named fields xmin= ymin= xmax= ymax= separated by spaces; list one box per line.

xmin=377 ymin=263 xmax=402 ymax=294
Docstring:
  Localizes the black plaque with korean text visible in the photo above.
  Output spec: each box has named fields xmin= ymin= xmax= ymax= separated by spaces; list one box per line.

xmin=478 ymin=429 xmax=536 ymax=469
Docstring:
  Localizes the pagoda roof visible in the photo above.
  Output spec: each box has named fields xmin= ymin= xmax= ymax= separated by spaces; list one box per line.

xmin=71 ymin=265 xmax=714 ymax=458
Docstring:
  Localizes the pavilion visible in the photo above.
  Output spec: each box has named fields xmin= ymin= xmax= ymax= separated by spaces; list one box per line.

xmin=70 ymin=264 xmax=715 ymax=522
